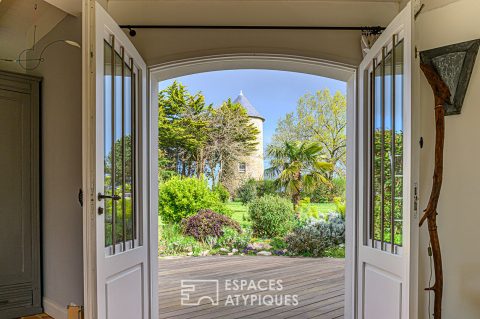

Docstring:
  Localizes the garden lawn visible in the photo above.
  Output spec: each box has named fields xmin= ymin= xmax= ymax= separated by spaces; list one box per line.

xmin=226 ymin=201 xmax=337 ymax=226
xmin=307 ymin=202 xmax=337 ymax=215
xmin=226 ymin=201 xmax=250 ymax=227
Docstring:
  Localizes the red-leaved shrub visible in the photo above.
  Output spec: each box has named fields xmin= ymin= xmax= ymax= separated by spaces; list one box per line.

xmin=182 ymin=209 xmax=241 ymax=241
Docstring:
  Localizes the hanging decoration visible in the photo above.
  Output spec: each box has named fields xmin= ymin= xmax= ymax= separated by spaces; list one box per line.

xmin=419 ymin=39 xmax=480 ymax=319
xmin=0 ymin=0 xmax=81 ymax=70
xmin=361 ymin=31 xmax=381 ymax=57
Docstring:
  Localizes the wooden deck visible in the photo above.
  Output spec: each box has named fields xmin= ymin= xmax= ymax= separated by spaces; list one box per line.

xmin=159 ymin=256 xmax=344 ymax=319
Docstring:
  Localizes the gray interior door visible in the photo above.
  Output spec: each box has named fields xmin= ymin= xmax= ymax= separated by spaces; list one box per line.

xmin=0 ymin=71 xmax=42 ymax=318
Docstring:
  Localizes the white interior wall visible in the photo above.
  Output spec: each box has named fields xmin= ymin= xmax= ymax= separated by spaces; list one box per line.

xmin=0 ymin=0 xmax=66 ymax=74
xmin=416 ymin=0 xmax=480 ymax=318
xmin=27 ymin=15 xmax=84 ymax=319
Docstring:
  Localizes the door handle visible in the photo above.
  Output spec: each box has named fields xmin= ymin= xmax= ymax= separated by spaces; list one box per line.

xmin=98 ymin=193 xmax=121 ymax=201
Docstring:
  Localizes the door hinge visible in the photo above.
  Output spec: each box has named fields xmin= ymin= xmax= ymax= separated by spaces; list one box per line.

xmin=413 ymin=183 xmax=419 ymax=218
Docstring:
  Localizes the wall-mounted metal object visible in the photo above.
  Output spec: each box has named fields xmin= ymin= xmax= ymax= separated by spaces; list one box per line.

xmin=78 ymin=188 xmax=83 ymax=207
xmin=420 ymin=39 xmax=480 ymax=115
xmin=120 ymin=24 xmax=385 ymax=37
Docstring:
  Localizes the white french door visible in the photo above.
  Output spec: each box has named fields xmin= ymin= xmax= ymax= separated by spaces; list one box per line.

xmin=356 ymin=2 xmax=418 ymax=319
xmin=83 ymin=2 xmax=153 ymax=319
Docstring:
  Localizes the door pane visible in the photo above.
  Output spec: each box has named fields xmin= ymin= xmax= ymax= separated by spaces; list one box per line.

xmin=104 ymin=40 xmax=137 ymax=252
xmin=384 ymin=52 xmax=392 ymax=245
xmin=114 ymin=49 xmax=124 ymax=245
xmin=394 ymin=40 xmax=404 ymax=246
xmin=373 ymin=61 xmax=382 ymax=243
xmin=124 ymin=64 xmax=134 ymax=241
xmin=369 ymin=39 xmax=405 ymax=252
xmin=104 ymin=41 xmax=113 ymax=246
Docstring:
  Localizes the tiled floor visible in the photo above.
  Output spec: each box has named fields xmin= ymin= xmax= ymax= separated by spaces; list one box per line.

xmin=21 ymin=314 xmax=54 ymax=319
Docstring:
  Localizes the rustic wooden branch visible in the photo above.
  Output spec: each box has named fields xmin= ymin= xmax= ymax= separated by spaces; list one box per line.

xmin=419 ymin=63 xmax=451 ymax=319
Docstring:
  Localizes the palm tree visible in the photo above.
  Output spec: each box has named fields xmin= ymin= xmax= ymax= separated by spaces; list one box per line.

xmin=266 ymin=141 xmax=333 ymax=211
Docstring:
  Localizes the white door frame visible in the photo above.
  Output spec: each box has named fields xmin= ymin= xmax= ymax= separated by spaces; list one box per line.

xmin=149 ymin=54 xmax=358 ymax=318
xmin=82 ymin=1 xmax=97 ymax=318
xmin=82 ymin=1 xmax=155 ymax=318
xmin=80 ymin=1 xmax=421 ymax=316
xmin=356 ymin=2 xmax=419 ymax=318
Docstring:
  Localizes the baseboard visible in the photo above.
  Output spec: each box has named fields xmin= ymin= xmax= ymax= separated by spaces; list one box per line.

xmin=43 ymin=297 xmax=68 ymax=319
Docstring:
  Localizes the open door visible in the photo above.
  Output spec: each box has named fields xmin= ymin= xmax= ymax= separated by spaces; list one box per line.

xmin=82 ymin=2 xmax=153 ymax=319
xmin=356 ymin=2 xmax=418 ymax=318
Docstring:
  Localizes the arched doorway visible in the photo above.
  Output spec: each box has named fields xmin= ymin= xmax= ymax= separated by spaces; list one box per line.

xmin=148 ymin=54 xmax=357 ymax=318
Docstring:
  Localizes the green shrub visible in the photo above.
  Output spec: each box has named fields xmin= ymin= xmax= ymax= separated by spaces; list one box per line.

xmin=237 ymin=179 xmax=257 ymax=205
xmin=214 ymin=183 xmax=230 ymax=203
xmin=310 ymin=177 xmax=346 ymax=203
xmin=158 ymin=176 xmax=230 ymax=223
xmin=324 ymin=245 xmax=346 ymax=258
xmin=285 ymin=213 xmax=345 ymax=257
xmin=308 ymin=182 xmax=331 ymax=203
xmin=334 ymin=197 xmax=346 ymax=219
xmin=182 ymin=209 xmax=241 ymax=242
xmin=216 ymin=227 xmax=252 ymax=250
xmin=332 ymin=177 xmax=346 ymax=198
xmin=248 ymin=195 xmax=295 ymax=237
xmin=270 ymin=237 xmax=288 ymax=250
xmin=298 ymin=197 xmax=320 ymax=219
xmin=158 ymin=222 xmax=207 ymax=256
xmin=255 ymin=179 xmax=278 ymax=197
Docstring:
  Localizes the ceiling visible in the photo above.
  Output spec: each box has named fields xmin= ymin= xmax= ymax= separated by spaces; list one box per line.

xmin=3 ymin=0 xmax=461 ymax=73
xmin=105 ymin=0 xmax=403 ymax=26
xmin=106 ymin=0 xmax=402 ymax=2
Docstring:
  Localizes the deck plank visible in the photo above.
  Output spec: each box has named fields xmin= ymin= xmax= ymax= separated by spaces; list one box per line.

xmin=159 ymin=256 xmax=344 ymax=319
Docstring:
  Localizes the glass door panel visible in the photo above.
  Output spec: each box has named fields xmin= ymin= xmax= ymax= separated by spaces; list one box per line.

xmin=368 ymin=38 xmax=405 ymax=253
xmin=103 ymin=38 xmax=137 ymax=254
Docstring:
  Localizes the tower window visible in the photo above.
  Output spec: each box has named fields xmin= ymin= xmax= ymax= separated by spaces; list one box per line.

xmin=239 ymin=162 xmax=246 ymax=173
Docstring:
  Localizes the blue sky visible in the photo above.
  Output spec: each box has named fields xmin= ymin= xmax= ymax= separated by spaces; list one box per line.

xmin=158 ymin=69 xmax=347 ymax=147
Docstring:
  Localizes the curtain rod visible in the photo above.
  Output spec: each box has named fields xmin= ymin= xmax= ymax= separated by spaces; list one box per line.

xmin=120 ymin=25 xmax=385 ymax=36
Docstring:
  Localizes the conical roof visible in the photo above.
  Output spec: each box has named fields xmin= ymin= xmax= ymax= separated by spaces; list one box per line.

xmin=233 ymin=90 xmax=265 ymax=121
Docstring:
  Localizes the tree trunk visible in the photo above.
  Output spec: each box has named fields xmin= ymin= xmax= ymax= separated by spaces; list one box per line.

xmin=419 ymin=63 xmax=451 ymax=319
xmin=292 ymin=173 xmax=302 ymax=217
xmin=197 ymin=149 xmax=204 ymax=178
xmin=181 ymin=159 xmax=186 ymax=177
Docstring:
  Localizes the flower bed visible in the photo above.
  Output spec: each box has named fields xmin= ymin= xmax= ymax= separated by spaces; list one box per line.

xmin=159 ymin=204 xmax=345 ymax=258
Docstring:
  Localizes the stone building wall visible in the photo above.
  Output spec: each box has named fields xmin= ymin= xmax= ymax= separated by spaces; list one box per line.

xmin=231 ymin=116 xmax=264 ymax=192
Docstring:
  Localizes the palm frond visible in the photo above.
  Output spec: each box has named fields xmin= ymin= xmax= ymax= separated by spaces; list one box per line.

xmin=313 ymin=160 xmax=333 ymax=172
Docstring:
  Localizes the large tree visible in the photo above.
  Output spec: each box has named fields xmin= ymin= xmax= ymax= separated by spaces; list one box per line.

xmin=269 ymin=89 xmax=346 ymax=179
xmin=203 ymin=99 xmax=259 ymax=191
xmin=158 ymin=81 xmax=209 ymax=177
xmin=266 ymin=141 xmax=332 ymax=210
xmin=158 ymin=83 xmax=259 ymax=189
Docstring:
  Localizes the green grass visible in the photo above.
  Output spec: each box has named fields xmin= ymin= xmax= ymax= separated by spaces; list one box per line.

xmin=307 ymin=202 xmax=337 ymax=215
xmin=227 ymin=201 xmax=251 ymax=227
xmin=226 ymin=201 xmax=338 ymax=226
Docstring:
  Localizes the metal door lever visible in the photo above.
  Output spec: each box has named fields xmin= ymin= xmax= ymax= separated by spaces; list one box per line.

xmin=98 ymin=193 xmax=121 ymax=201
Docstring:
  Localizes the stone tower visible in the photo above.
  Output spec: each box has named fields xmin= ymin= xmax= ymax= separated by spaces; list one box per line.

xmin=232 ymin=91 xmax=264 ymax=191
